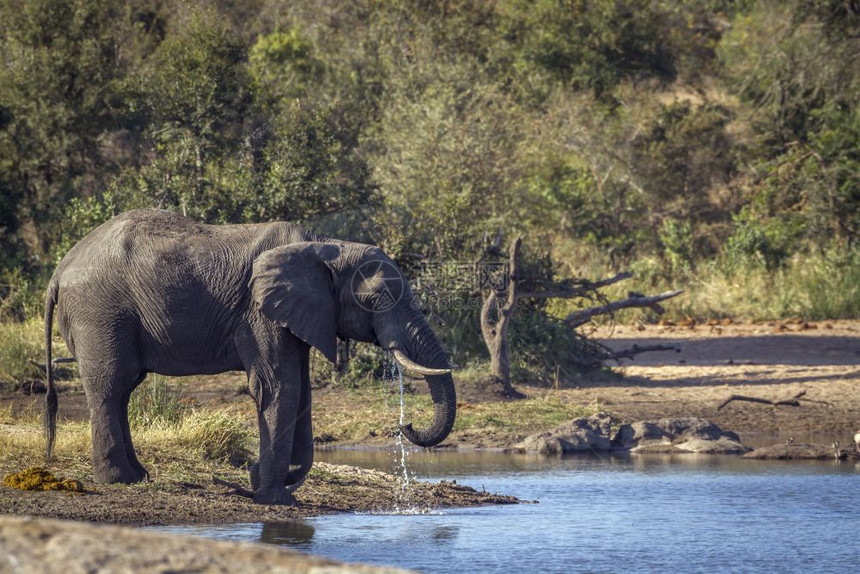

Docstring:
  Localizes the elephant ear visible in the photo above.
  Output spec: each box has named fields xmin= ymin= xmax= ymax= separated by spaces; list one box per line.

xmin=250 ymin=242 xmax=341 ymax=363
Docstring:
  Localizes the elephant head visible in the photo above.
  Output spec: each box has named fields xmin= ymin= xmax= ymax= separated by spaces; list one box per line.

xmin=250 ymin=241 xmax=456 ymax=447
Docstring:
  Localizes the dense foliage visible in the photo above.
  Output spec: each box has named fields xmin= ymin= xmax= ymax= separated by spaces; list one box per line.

xmin=1 ymin=0 xmax=858 ymax=378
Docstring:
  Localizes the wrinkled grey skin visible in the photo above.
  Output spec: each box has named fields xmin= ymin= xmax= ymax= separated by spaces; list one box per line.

xmin=44 ymin=209 xmax=456 ymax=505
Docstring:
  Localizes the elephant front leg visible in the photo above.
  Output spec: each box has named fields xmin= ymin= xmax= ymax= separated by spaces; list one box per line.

xmin=286 ymin=355 xmax=314 ymax=489
xmin=253 ymin=393 xmax=301 ymax=505
xmin=285 ymin=405 xmax=314 ymax=489
xmin=250 ymin=353 xmax=314 ymax=495
xmin=249 ymin=407 xmax=313 ymax=497
xmin=236 ymin=324 xmax=308 ymax=505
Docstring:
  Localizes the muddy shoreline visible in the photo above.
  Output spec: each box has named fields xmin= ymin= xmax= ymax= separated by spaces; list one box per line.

xmin=0 ymin=461 xmax=519 ymax=527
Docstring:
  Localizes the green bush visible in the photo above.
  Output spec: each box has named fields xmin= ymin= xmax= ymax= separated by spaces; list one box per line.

xmin=510 ymin=310 xmax=608 ymax=384
xmin=0 ymin=270 xmax=44 ymax=323
xmin=724 ymin=207 xmax=803 ymax=272
xmin=0 ymin=320 xmax=43 ymax=384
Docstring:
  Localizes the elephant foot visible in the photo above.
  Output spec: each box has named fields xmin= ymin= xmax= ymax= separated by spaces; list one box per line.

xmin=253 ymin=485 xmax=298 ymax=506
xmin=250 ymin=463 xmax=307 ymax=493
xmin=92 ymin=462 xmax=147 ymax=484
xmin=129 ymin=455 xmax=150 ymax=481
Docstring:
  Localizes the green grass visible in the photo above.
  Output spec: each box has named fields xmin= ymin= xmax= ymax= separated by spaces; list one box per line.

xmin=452 ymin=394 xmax=602 ymax=434
xmin=0 ymin=319 xmax=44 ymax=384
xmin=312 ymin=380 xmax=603 ymax=443
xmin=551 ymin=246 xmax=860 ymax=323
xmin=0 ymin=403 xmax=254 ymax=483
xmin=128 ymin=375 xmax=187 ymax=428
xmin=673 ymin=251 xmax=860 ymax=321
xmin=140 ymin=409 xmax=253 ymax=463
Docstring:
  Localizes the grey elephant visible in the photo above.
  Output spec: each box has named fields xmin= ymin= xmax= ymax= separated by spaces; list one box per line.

xmin=44 ymin=209 xmax=456 ymax=505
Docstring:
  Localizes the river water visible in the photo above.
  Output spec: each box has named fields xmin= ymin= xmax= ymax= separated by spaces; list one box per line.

xmin=160 ymin=449 xmax=860 ymax=573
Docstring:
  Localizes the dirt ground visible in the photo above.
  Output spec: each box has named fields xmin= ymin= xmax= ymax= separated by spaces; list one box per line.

xmin=1 ymin=319 xmax=858 ymax=525
xmin=587 ymin=319 xmax=860 ymax=444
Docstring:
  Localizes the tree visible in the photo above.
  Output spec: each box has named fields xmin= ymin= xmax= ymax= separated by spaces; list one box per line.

xmin=129 ymin=10 xmax=252 ymax=216
xmin=480 ymin=235 xmax=683 ymax=395
xmin=480 ymin=236 xmax=523 ymax=397
xmin=0 ymin=0 xmax=138 ymax=260
xmin=719 ymin=0 xmax=860 ymax=248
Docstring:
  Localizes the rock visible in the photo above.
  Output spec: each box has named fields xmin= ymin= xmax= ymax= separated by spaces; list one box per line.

xmin=0 ymin=515 xmax=409 ymax=573
xmin=610 ymin=421 xmax=669 ymax=450
xmin=516 ymin=415 xmax=750 ymax=456
xmin=515 ymin=413 xmax=614 ymax=454
xmin=610 ymin=417 xmax=750 ymax=454
xmin=674 ymin=437 xmax=750 ymax=455
xmin=743 ymin=443 xmax=837 ymax=460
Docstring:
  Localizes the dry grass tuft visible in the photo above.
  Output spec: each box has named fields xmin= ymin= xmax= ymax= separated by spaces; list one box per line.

xmin=0 ymin=407 xmax=254 ymax=485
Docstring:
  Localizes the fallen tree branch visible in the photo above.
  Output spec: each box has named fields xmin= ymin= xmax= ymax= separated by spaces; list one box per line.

xmin=717 ymin=389 xmax=808 ymax=411
xmin=517 ymin=271 xmax=634 ymax=300
xmin=609 ymin=343 xmax=681 ymax=362
xmin=212 ymin=476 xmax=254 ymax=498
xmin=563 ymin=289 xmax=684 ymax=328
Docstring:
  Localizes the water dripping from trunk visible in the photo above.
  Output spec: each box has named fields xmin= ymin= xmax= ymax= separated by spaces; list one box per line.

xmin=381 ymin=352 xmax=430 ymax=515
xmin=393 ymin=363 xmax=411 ymax=489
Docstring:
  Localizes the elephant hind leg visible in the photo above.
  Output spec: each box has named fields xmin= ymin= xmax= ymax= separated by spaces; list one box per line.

xmin=119 ymin=374 xmax=149 ymax=480
xmin=88 ymin=396 xmax=147 ymax=483
xmin=80 ymin=363 xmax=147 ymax=484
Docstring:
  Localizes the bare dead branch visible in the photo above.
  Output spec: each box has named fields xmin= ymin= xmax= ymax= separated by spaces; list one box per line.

xmin=563 ymin=289 xmax=684 ymax=328
xmin=212 ymin=476 xmax=254 ymax=498
xmin=609 ymin=343 xmax=682 ymax=362
xmin=717 ymin=389 xmax=808 ymax=411
xmin=585 ymin=271 xmax=635 ymax=291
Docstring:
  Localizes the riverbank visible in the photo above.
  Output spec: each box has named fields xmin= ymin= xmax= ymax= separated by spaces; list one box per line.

xmin=1 ymin=320 xmax=858 ymax=525
xmin=0 ymin=460 xmax=517 ymax=526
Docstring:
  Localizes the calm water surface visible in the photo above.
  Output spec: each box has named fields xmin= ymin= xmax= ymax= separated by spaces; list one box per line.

xmin=159 ymin=450 xmax=860 ymax=573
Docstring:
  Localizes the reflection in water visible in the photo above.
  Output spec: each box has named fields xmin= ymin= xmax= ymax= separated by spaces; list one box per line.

xmin=317 ymin=445 xmax=857 ymax=477
xmin=429 ymin=525 xmax=459 ymax=542
xmin=260 ymin=521 xmax=315 ymax=546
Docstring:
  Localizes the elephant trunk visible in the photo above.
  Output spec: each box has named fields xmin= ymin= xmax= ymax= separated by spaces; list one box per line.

xmin=400 ymin=371 xmax=456 ymax=448
xmin=394 ymin=316 xmax=457 ymax=448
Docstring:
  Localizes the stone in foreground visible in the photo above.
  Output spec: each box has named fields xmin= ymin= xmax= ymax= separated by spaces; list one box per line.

xmin=0 ymin=515 xmax=409 ymax=573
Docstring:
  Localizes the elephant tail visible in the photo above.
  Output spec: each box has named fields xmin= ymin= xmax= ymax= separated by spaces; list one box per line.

xmin=44 ymin=280 xmax=59 ymax=461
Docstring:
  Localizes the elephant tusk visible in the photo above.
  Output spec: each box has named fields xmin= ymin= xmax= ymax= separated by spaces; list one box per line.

xmin=392 ymin=349 xmax=452 ymax=376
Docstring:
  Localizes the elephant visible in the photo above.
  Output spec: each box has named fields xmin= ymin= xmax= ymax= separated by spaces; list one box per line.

xmin=43 ymin=208 xmax=456 ymax=505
